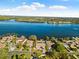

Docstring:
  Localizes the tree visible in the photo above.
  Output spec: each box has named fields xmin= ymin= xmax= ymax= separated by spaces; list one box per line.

xmin=12 ymin=35 xmax=17 ymax=44
xmin=45 ymin=41 xmax=69 ymax=59
xmin=16 ymin=42 xmax=22 ymax=50
xmin=29 ymin=35 xmax=37 ymax=41
xmin=23 ymin=42 xmax=30 ymax=51
xmin=0 ymin=48 xmax=8 ymax=59
xmin=29 ymin=35 xmax=37 ymax=48
xmin=44 ymin=36 xmax=50 ymax=41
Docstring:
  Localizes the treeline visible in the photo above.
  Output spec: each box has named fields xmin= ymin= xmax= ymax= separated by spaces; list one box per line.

xmin=0 ymin=16 xmax=79 ymax=23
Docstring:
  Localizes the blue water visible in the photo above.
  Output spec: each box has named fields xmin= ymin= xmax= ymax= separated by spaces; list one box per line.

xmin=0 ymin=20 xmax=79 ymax=38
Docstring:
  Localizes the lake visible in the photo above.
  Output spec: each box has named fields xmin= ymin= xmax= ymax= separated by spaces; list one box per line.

xmin=0 ymin=20 xmax=79 ymax=38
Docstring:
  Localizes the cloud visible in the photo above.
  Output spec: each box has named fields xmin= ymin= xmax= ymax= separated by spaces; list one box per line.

xmin=49 ymin=5 xmax=68 ymax=10
xmin=31 ymin=2 xmax=45 ymax=9
xmin=0 ymin=2 xmax=45 ymax=15
xmin=0 ymin=2 xmax=79 ymax=17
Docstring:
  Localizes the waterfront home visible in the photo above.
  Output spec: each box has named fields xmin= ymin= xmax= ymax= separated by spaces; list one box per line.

xmin=27 ymin=40 xmax=33 ymax=47
xmin=0 ymin=43 xmax=5 ymax=48
xmin=36 ymin=41 xmax=46 ymax=53
xmin=9 ymin=43 xmax=16 ymax=52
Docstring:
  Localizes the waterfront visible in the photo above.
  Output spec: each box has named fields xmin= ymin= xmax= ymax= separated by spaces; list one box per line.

xmin=0 ymin=35 xmax=79 ymax=59
xmin=0 ymin=20 xmax=79 ymax=59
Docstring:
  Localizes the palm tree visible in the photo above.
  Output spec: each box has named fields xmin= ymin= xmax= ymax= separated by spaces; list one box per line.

xmin=12 ymin=35 xmax=17 ymax=44
xmin=29 ymin=35 xmax=37 ymax=48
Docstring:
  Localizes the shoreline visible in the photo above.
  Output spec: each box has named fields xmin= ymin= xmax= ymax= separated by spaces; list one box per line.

xmin=0 ymin=16 xmax=79 ymax=24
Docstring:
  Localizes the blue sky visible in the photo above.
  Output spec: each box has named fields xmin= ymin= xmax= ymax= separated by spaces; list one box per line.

xmin=0 ymin=0 xmax=79 ymax=17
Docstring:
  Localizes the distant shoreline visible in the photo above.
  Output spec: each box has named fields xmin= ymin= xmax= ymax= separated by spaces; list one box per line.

xmin=0 ymin=16 xmax=79 ymax=24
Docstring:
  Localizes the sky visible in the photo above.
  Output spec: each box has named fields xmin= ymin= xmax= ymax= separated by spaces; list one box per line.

xmin=0 ymin=0 xmax=79 ymax=17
